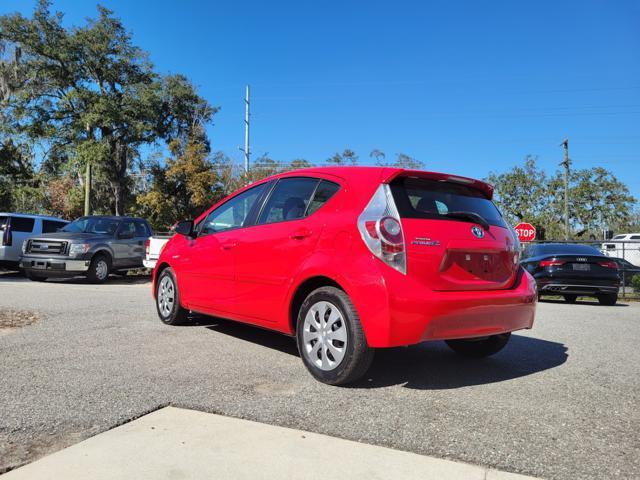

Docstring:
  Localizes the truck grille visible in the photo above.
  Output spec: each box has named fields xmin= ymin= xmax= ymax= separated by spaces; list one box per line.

xmin=26 ymin=240 xmax=68 ymax=256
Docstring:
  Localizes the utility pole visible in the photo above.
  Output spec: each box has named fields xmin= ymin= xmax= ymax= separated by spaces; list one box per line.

xmin=243 ymin=84 xmax=250 ymax=174
xmin=560 ymin=138 xmax=570 ymax=240
xmin=84 ymin=123 xmax=92 ymax=216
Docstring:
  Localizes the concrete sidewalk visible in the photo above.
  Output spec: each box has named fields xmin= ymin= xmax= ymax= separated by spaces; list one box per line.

xmin=3 ymin=407 xmax=538 ymax=479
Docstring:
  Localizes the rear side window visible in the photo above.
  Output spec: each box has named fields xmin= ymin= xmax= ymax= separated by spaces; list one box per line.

xmin=257 ymin=177 xmax=319 ymax=224
xmin=307 ymin=180 xmax=340 ymax=216
xmin=631 ymin=235 xmax=640 ymax=240
xmin=389 ymin=178 xmax=507 ymax=228
xmin=0 ymin=216 xmax=7 ymax=230
xmin=42 ymin=220 xmax=67 ymax=233
xmin=134 ymin=221 xmax=150 ymax=237
xmin=10 ymin=217 xmax=35 ymax=232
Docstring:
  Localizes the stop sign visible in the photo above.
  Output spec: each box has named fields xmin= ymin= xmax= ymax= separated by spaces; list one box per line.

xmin=514 ymin=222 xmax=536 ymax=243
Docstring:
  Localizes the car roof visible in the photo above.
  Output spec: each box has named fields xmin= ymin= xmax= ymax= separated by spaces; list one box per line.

xmin=74 ymin=215 xmax=147 ymax=221
xmin=0 ymin=212 xmax=68 ymax=222
xmin=268 ymin=166 xmax=494 ymax=199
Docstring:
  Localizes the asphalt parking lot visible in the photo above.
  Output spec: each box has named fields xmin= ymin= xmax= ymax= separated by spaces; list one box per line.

xmin=0 ymin=272 xmax=638 ymax=479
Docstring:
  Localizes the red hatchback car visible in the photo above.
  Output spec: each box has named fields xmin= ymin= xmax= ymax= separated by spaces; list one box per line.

xmin=153 ymin=167 xmax=537 ymax=385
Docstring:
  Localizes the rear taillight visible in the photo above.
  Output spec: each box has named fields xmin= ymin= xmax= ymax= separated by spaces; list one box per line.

xmin=540 ymin=259 xmax=564 ymax=267
xmin=145 ymin=239 xmax=150 ymax=258
xmin=358 ymin=184 xmax=406 ymax=274
xmin=1 ymin=220 xmax=11 ymax=246
xmin=598 ymin=260 xmax=618 ymax=269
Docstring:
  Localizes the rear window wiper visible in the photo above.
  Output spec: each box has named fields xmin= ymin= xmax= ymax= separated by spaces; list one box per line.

xmin=444 ymin=211 xmax=491 ymax=232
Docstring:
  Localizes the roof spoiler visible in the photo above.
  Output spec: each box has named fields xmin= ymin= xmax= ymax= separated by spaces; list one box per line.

xmin=381 ymin=169 xmax=494 ymax=199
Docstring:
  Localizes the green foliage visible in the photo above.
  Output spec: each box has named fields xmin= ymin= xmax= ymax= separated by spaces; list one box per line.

xmin=369 ymin=149 xmax=423 ymax=169
xmin=0 ymin=1 xmax=214 ymax=215
xmin=488 ymin=156 xmax=637 ymax=240
xmin=327 ymin=149 xmax=358 ymax=165
xmin=631 ymin=275 xmax=640 ymax=293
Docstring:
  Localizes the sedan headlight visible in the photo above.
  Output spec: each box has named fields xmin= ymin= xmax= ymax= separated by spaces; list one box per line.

xmin=69 ymin=243 xmax=91 ymax=257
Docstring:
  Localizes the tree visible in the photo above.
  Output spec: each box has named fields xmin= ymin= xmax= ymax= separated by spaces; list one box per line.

xmin=0 ymin=1 xmax=214 ymax=215
xmin=326 ymin=149 xmax=358 ymax=165
xmin=135 ymin=129 xmax=221 ymax=230
xmin=370 ymin=149 xmax=385 ymax=165
xmin=394 ymin=153 xmax=422 ymax=169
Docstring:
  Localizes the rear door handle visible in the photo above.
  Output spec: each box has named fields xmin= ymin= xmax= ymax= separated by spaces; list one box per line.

xmin=290 ymin=229 xmax=312 ymax=240
xmin=221 ymin=241 xmax=238 ymax=250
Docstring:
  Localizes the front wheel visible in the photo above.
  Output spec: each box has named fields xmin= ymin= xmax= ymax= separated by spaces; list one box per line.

xmin=597 ymin=293 xmax=617 ymax=306
xmin=87 ymin=254 xmax=111 ymax=284
xmin=445 ymin=333 xmax=511 ymax=358
xmin=296 ymin=286 xmax=374 ymax=386
xmin=156 ymin=267 xmax=189 ymax=325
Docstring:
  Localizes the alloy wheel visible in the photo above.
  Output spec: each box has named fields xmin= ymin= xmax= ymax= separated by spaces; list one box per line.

xmin=157 ymin=275 xmax=175 ymax=317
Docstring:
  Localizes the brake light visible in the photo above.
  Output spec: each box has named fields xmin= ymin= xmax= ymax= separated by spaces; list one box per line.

xmin=1 ymin=219 xmax=12 ymax=246
xmin=540 ymin=259 xmax=564 ymax=267
xmin=358 ymin=184 xmax=407 ymax=274
xmin=145 ymin=239 xmax=150 ymax=258
xmin=598 ymin=260 xmax=618 ymax=269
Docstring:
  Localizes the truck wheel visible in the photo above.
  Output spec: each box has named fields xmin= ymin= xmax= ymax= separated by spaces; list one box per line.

xmin=445 ymin=333 xmax=511 ymax=358
xmin=597 ymin=293 xmax=617 ymax=306
xmin=87 ymin=254 xmax=111 ymax=284
xmin=563 ymin=294 xmax=577 ymax=303
xmin=26 ymin=272 xmax=47 ymax=282
xmin=155 ymin=267 xmax=189 ymax=325
xmin=296 ymin=286 xmax=374 ymax=386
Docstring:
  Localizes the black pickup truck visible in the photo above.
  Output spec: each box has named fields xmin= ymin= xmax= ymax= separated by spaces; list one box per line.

xmin=20 ymin=216 xmax=152 ymax=283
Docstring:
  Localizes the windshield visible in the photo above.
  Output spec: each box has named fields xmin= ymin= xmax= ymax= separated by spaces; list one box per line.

xmin=62 ymin=217 xmax=120 ymax=235
xmin=389 ymin=177 xmax=507 ymax=228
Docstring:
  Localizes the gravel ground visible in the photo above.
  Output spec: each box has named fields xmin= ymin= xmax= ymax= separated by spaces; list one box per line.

xmin=0 ymin=271 xmax=638 ymax=479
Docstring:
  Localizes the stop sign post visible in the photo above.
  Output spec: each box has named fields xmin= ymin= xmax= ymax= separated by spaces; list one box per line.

xmin=514 ymin=222 xmax=536 ymax=243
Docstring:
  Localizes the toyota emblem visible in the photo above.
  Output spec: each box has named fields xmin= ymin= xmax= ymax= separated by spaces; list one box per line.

xmin=471 ymin=226 xmax=484 ymax=239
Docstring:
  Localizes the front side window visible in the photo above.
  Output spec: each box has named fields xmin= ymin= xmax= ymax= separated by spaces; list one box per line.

xmin=257 ymin=177 xmax=319 ymax=224
xmin=42 ymin=220 xmax=67 ymax=233
xmin=118 ymin=221 xmax=136 ymax=236
xmin=200 ymin=183 xmax=267 ymax=235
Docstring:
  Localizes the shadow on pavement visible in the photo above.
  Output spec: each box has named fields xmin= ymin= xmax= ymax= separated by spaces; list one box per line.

xmin=0 ymin=270 xmax=151 ymax=285
xmin=190 ymin=314 xmax=567 ymax=390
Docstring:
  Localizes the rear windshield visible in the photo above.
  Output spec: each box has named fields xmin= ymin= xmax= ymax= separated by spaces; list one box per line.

xmin=389 ymin=177 xmax=507 ymax=228
xmin=523 ymin=244 xmax=603 ymax=258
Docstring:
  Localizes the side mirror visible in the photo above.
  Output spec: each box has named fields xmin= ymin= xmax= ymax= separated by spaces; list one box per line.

xmin=118 ymin=230 xmax=134 ymax=240
xmin=173 ymin=220 xmax=194 ymax=237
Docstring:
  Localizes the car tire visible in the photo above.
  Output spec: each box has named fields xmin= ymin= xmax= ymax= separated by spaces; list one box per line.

xmin=597 ymin=293 xmax=617 ymax=306
xmin=155 ymin=267 xmax=189 ymax=325
xmin=26 ymin=272 xmax=47 ymax=282
xmin=296 ymin=286 xmax=374 ymax=386
xmin=86 ymin=254 xmax=111 ymax=284
xmin=445 ymin=333 xmax=511 ymax=358
xmin=563 ymin=294 xmax=578 ymax=303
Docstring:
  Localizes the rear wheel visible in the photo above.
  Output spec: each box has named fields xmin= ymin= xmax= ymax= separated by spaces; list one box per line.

xmin=563 ymin=294 xmax=577 ymax=303
xmin=296 ymin=286 xmax=374 ymax=386
xmin=26 ymin=271 xmax=47 ymax=282
xmin=597 ymin=293 xmax=617 ymax=306
xmin=87 ymin=254 xmax=111 ymax=284
xmin=156 ymin=267 xmax=189 ymax=325
xmin=445 ymin=333 xmax=511 ymax=358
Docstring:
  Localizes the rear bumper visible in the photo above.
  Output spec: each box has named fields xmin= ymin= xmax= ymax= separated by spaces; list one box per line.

xmin=537 ymin=279 xmax=619 ymax=296
xmin=20 ymin=256 xmax=90 ymax=275
xmin=357 ymin=267 xmax=537 ymax=348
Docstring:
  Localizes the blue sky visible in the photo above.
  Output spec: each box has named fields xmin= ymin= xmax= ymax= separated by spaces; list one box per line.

xmin=3 ymin=0 xmax=640 ymax=199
